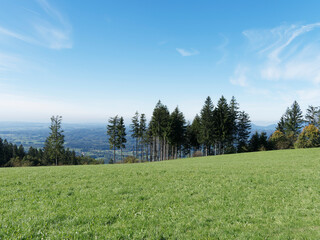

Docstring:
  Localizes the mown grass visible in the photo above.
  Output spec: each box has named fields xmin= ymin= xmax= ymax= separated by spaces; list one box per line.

xmin=1 ymin=148 xmax=320 ymax=239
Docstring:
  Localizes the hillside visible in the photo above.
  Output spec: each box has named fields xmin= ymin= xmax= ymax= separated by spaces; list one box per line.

xmin=1 ymin=148 xmax=320 ymax=239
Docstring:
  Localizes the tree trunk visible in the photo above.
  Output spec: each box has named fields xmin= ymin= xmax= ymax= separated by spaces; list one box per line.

xmin=121 ymin=147 xmax=123 ymax=163
xmin=135 ymin=139 xmax=138 ymax=159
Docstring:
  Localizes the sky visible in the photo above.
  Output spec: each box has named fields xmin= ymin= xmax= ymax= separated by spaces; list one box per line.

xmin=1 ymin=0 xmax=320 ymax=125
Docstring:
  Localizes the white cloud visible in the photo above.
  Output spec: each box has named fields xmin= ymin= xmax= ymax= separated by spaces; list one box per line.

xmin=176 ymin=48 xmax=199 ymax=57
xmin=0 ymin=0 xmax=72 ymax=49
xmin=230 ymin=22 xmax=320 ymax=122
xmin=216 ymin=34 xmax=229 ymax=65
xmin=242 ymin=23 xmax=320 ymax=85
xmin=230 ymin=66 xmax=248 ymax=87
xmin=0 ymin=27 xmax=36 ymax=44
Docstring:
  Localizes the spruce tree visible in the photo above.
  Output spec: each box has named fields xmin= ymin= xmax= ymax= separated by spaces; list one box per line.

xmin=139 ymin=114 xmax=147 ymax=161
xmin=43 ymin=115 xmax=65 ymax=166
xmin=190 ymin=114 xmax=202 ymax=152
xmin=130 ymin=111 xmax=140 ymax=158
xmin=229 ymin=96 xmax=239 ymax=146
xmin=116 ymin=116 xmax=126 ymax=162
xmin=237 ymin=111 xmax=251 ymax=152
xmin=213 ymin=96 xmax=232 ymax=154
xmin=200 ymin=96 xmax=214 ymax=156
xmin=107 ymin=115 xmax=119 ymax=163
xmin=284 ymin=101 xmax=304 ymax=138
xmin=276 ymin=115 xmax=286 ymax=133
xmin=149 ymin=101 xmax=170 ymax=161
xmin=168 ymin=106 xmax=186 ymax=159
xmin=305 ymin=105 xmax=319 ymax=127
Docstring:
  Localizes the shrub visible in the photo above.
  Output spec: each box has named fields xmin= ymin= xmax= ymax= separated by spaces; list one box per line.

xmin=192 ymin=151 xmax=203 ymax=157
xmin=295 ymin=124 xmax=320 ymax=148
xmin=124 ymin=156 xmax=138 ymax=163
xmin=269 ymin=130 xmax=291 ymax=150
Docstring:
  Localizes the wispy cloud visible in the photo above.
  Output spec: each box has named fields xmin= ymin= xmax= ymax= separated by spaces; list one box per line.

xmin=231 ymin=22 xmax=320 ymax=107
xmin=34 ymin=0 xmax=72 ymax=49
xmin=242 ymin=23 xmax=320 ymax=84
xmin=0 ymin=0 xmax=72 ymax=50
xmin=216 ymin=34 xmax=229 ymax=65
xmin=230 ymin=65 xmax=248 ymax=87
xmin=0 ymin=26 xmax=35 ymax=44
xmin=176 ymin=48 xmax=199 ymax=57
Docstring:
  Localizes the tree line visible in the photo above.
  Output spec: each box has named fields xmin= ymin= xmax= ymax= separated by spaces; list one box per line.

xmin=107 ymin=95 xmax=252 ymax=163
xmin=0 ymin=116 xmax=103 ymax=167
xmin=269 ymin=101 xmax=320 ymax=149
xmin=233 ymin=101 xmax=320 ymax=152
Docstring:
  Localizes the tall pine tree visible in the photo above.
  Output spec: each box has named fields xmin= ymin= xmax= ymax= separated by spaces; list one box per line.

xmin=107 ymin=115 xmax=119 ymax=163
xmin=200 ymin=96 xmax=214 ymax=156
xmin=43 ymin=115 xmax=65 ymax=166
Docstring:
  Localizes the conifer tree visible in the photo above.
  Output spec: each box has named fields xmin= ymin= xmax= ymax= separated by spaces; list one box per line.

xmin=43 ymin=115 xmax=65 ymax=166
xmin=200 ymin=96 xmax=214 ymax=156
xmin=237 ymin=111 xmax=251 ymax=152
xmin=149 ymin=101 xmax=170 ymax=161
xmin=139 ymin=114 xmax=147 ymax=161
xmin=107 ymin=115 xmax=119 ymax=163
xmin=213 ymin=96 xmax=232 ymax=154
xmin=130 ymin=111 xmax=140 ymax=158
xmin=284 ymin=101 xmax=304 ymax=138
xmin=169 ymin=106 xmax=186 ymax=159
xmin=276 ymin=115 xmax=286 ymax=133
xmin=229 ymin=96 xmax=239 ymax=146
xmin=116 ymin=116 xmax=126 ymax=162
xmin=190 ymin=114 xmax=202 ymax=152
xmin=305 ymin=105 xmax=319 ymax=127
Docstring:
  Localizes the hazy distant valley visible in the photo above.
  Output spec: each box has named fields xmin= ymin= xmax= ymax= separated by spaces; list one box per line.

xmin=0 ymin=121 xmax=276 ymax=161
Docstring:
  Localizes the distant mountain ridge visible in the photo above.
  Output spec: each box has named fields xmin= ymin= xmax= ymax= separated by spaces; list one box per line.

xmin=251 ymin=123 xmax=277 ymax=136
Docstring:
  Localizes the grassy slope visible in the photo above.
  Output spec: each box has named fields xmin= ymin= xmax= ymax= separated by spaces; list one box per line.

xmin=1 ymin=149 xmax=320 ymax=239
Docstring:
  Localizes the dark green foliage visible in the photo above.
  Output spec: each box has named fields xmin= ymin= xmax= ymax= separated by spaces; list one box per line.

xmin=107 ymin=115 xmax=119 ymax=162
xmin=168 ymin=107 xmax=186 ymax=158
xmin=276 ymin=115 xmax=286 ymax=133
xmin=237 ymin=111 xmax=251 ymax=152
xmin=200 ymin=96 xmax=215 ymax=155
xmin=284 ymin=101 xmax=304 ymax=138
xmin=229 ymin=96 xmax=239 ymax=144
xmin=116 ymin=116 xmax=127 ymax=161
xmin=130 ymin=111 xmax=140 ymax=158
xmin=43 ymin=116 xmax=65 ymax=166
xmin=0 ymin=137 xmax=98 ymax=167
xmin=149 ymin=100 xmax=170 ymax=161
xmin=149 ymin=101 xmax=170 ymax=139
xmin=190 ymin=114 xmax=202 ymax=150
xmin=305 ymin=105 xmax=320 ymax=127
xmin=213 ymin=96 xmax=233 ymax=154
xmin=249 ymin=131 xmax=269 ymax=152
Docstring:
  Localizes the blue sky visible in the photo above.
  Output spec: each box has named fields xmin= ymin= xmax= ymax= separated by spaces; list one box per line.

xmin=1 ymin=0 xmax=320 ymax=125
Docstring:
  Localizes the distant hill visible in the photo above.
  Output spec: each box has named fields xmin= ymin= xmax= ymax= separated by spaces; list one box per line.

xmin=251 ymin=123 xmax=276 ymax=136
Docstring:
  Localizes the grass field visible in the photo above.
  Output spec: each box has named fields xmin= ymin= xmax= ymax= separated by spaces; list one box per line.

xmin=1 ymin=149 xmax=320 ymax=239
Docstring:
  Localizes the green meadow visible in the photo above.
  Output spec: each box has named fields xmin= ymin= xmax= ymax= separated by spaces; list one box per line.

xmin=1 ymin=148 xmax=320 ymax=239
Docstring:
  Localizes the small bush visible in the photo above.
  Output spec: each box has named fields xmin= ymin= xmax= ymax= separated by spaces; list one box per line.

xmin=192 ymin=151 xmax=203 ymax=157
xmin=124 ymin=156 xmax=138 ymax=163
